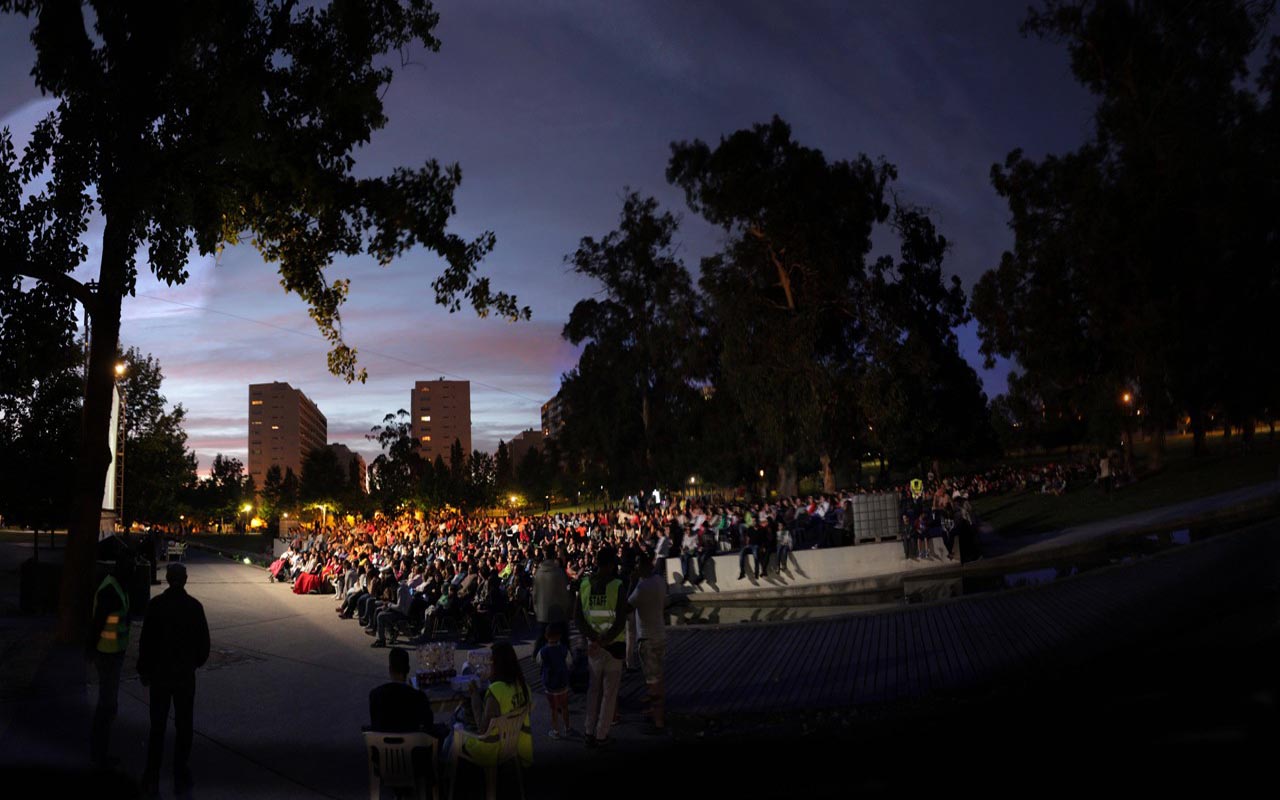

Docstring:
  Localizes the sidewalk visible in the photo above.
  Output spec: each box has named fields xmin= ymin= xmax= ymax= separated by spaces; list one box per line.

xmin=2 ymin=481 xmax=1276 ymax=798
xmin=0 ymin=547 xmax=670 ymax=799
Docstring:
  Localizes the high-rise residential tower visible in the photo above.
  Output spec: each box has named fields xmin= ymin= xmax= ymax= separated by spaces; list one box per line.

xmin=247 ymin=382 xmax=327 ymax=492
xmin=411 ymin=379 xmax=471 ymax=465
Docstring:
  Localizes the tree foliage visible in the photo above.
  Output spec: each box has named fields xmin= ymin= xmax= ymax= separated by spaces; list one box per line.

xmin=118 ymin=347 xmax=198 ymax=528
xmin=0 ymin=336 xmax=81 ymax=531
xmin=0 ymin=0 xmax=529 ymax=639
xmin=972 ymin=0 xmax=1280 ymax=459
xmin=558 ymin=192 xmax=704 ymax=493
xmin=664 ymin=116 xmax=992 ymax=491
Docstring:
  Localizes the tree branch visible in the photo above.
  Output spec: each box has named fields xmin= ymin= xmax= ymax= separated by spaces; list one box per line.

xmin=747 ymin=225 xmax=796 ymax=311
xmin=2 ymin=261 xmax=98 ymax=317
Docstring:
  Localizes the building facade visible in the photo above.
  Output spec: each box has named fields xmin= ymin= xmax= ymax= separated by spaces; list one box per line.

xmin=508 ymin=428 xmax=546 ymax=475
xmin=328 ymin=443 xmax=369 ymax=494
xmin=541 ymin=392 xmax=565 ymax=439
xmin=247 ymin=382 xmax=327 ymax=493
xmin=411 ymin=379 xmax=471 ymax=465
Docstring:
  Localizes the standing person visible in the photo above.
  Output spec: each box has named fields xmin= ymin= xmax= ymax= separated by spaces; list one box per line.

xmin=89 ymin=554 xmax=134 ymax=769
xmin=137 ymin=563 xmax=211 ymax=799
xmin=775 ymin=521 xmax=793 ymax=575
xmin=626 ymin=555 xmax=667 ymax=735
xmin=573 ymin=548 xmax=630 ymax=748
xmin=532 ymin=547 xmax=570 ymax=655
xmin=534 ymin=623 xmax=572 ymax=739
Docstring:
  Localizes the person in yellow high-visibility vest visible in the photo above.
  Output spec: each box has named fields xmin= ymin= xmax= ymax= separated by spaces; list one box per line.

xmin=458 ymin=641 xmax=534 ymax=768
xmin=89 ymin=554 xmax=133 ymax=768
xmin=573 ymin=547 xmax=632 ymax=747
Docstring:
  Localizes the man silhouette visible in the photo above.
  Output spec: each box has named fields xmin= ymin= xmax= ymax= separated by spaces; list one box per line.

xmin=138 ymin=562 xmax=210 ymax=798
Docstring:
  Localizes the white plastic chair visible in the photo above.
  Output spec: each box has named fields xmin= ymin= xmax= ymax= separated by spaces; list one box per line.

xmin=363 ymin=731 xmax=439 ymax=800
xmin=446 ymin=708 xmax=526 ymax=800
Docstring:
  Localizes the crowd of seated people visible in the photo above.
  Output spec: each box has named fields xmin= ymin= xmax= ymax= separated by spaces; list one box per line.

xmin=267 ymin=456 xmax=1106 ymax=619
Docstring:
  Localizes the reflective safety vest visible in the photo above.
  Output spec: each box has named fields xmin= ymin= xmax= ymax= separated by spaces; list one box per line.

xmin=463 ymin=680 xmax=533 ymax=767
xmin=579 ymin=577 xmax=623 ymax=646
xmin=910 ymin=478 xmax=924 ymax=499
xmin=94 ymin=575 xmax=130 ymax=654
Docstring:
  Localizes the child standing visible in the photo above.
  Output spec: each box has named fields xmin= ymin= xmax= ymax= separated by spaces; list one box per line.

xmin=535 ymin=622 xmax=571 ymax=739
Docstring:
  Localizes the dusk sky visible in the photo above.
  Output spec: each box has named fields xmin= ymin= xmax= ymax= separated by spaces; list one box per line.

xmin=0 ymin=1 xmax=1098 ymax=473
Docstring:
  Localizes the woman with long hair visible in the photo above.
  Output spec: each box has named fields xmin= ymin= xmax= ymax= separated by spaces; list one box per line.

xmin=458 ymin=641 xmax=533 ymax=767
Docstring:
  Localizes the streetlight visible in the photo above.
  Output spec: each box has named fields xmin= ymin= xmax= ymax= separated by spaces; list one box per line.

xmin=241 ymin=502 xmax=253 ymax=533
xmin=111 ymin=361 xmax=127 ymax=532
xmin=1119 ymin=391 xmax=1135 ymax=474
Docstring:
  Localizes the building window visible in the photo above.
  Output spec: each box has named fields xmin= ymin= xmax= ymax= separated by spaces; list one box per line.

xmin=271 ymin=425 xmax=279 ymax=430
xmin=251 ymin=400 xmax=263 ymax=406
xmin=421 ymin=416 xmax=431 ymax=422
xmin=421 ymin=436 xmax=431 ymax=443
xmin=252 ymin=421 xmax=262 ymax=426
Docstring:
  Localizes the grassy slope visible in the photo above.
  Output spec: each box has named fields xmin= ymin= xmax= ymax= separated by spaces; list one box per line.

xmin=974 ymin=435 xmax=1280 ymax=537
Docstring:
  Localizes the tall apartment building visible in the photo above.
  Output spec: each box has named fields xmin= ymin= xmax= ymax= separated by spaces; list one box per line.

xmin=247 ymin=382 xmax=327 ymax=493
xmin=411 ymin=379 xmax=471 ymax=465
xmin=508 ymin=428 xmax=546 ymax=475
xmin=541 ymin=392 xmax=565 ymax=439
xmin=328 ymin=443 xmax=369 ymax=494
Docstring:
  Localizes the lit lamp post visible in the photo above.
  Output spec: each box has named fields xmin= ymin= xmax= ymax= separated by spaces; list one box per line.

xmin=114 ymin=361 xmax=127 ymax=534
xmin=1121 ymin=391 xmax=1135 ymax=474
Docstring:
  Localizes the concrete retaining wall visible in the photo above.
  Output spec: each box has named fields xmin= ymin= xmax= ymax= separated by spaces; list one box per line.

xmin=663 ymin=537 xmax=954 ymax=601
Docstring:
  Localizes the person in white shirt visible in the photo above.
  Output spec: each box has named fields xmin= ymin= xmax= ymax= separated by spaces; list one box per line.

xmin=678 ymin=529 xmax=699 ymax=584
xmin=627 ymin=554 xmax=667 ymax=734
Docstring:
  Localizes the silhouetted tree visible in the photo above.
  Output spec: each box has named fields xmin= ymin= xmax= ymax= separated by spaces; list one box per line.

xmin=973 ymin=0 xmax=1280 ymax=463
xmin=118 ymin=348 xmax=197 ymax=528
xmin=559 ymin=192 xmax=704 ymax=493
xmin=0 ymin=0 xmax=528 ymax=640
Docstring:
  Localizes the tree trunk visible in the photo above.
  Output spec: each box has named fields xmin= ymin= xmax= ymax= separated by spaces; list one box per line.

xmin=57 ymin=219 xmax=129 ymax=644
xmin=820 ymin=453 xmax=835 ymax=494
xmin=1149 ymin=425 xmax=1166 ymax=471
xmin=640 ymin=391 xmax=652 ymax=479
xmin=776 ymin=454 xmax=798 ymax=498
xmin=1241 ymin=417 xmax=1255 ymax=451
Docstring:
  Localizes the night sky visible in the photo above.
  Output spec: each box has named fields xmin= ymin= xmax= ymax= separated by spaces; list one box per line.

xmin=0 ymin=1 xmax=1096 ymax=473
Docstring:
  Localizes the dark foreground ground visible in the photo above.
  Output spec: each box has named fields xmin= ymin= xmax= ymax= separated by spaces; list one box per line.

xmin=2 ymin=514 xmax=1277 ymax=799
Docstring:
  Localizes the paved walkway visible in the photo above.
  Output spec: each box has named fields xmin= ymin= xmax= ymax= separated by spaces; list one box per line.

xmin=0 ymin=547 xmax=661 ymax=799
xmin=1 ymin=486 xmax=1277 ymax=798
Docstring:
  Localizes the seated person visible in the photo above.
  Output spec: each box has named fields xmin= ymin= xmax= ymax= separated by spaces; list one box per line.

xmin=367 ymin=648 xmax=447 ymax=788
xmin=415 ymin=584 xmax=460 ymax=643
xmin=446 ymin=642 xmax=533 ymax=768
xmin=370 ymin=578 xmax=414 ymax=647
